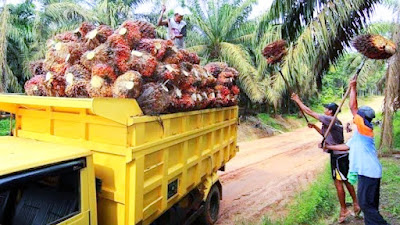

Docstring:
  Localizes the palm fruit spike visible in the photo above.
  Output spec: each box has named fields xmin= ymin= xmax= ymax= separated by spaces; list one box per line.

xmin=352 ymin=34 xmax=397 ymax=59
xmin=137 ymin=82 xmax=171 ymax=115
xmin=81 ymin=44 xmax=110 ymax=70
xmin=52 ymin=31 xmax=78 ymax=43
xmin=154 ymin=64 xmax=180 ymax=82
xmin=45 ymin=41 xmax=86 ymax=66
xmin=65 ymin=64 xmax=90 ymax=81
xmin=65 ymin=78 xmax=90 ymax=98
xmin=112 ymin=71 xmax=143 ymax=98
xmin=85 ymin=25 xmax=113 ymax=50
xmin=92 ymin=64 xmax=117 ymax=83
xmin=231 ymin=85 xmax=240 ymax=95
xmin=87 ymin=75 xmax=113 ymax=97
xmin=25 ymin=75 xmax=47 ymax=96
xmin=134 ymin=20 xmax=156 ymax=39
xmin=136 ymin=39 xmax=174 ymax=60
xmin=128 ymin=50 xmax=158 ymax=77
xmin=262 ymin=39 xmax=288 ymax=65
xmin=107 ymin=34 xmax=131 ymax=73
xmin=204 ymin=62 xmax=228 ymax=77
xmin=74 ymin=22 xmax=96 ymax=39
xmin=44 ymin=72 xmax=66 ymax=97
xmin=29 ymin=60 xmax=45 ymax=76
xmin=115 ymin=20 xmax=142 ymax=48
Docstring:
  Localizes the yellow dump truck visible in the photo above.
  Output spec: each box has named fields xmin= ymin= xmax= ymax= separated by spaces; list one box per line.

xmin=0 ymin=94 xmax=238 ymax=225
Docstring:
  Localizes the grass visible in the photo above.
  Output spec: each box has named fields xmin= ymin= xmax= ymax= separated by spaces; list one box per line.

xmin=0 ymin=119 xmax=13 ymax=136
xmin=380 ymin=158 xmax=400 ymax=221
xmin=259 ymin=165 xmax=337 ymax=225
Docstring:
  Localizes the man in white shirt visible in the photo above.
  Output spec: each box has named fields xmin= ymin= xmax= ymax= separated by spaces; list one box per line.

xmin=157 ymin=5 xmax=187 ymax=49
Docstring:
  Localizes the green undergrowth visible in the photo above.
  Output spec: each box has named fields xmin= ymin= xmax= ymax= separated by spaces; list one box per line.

xmin=0 ymin=119 xmax=14 ymax=136
xmin=380 ymin=158 xmax=400 ymax=220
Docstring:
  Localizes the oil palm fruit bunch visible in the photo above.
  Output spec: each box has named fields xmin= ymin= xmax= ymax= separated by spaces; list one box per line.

xmin=81 ymin=44 xmax=111 ymax=70
xmin=115 ymin=20 xmax=142 ymax=49
xmin=352 ymin=34 xmax=397 ymax=59
xmin=204 ymin=62 xmax=228 ymax=77
xmin=29 ymin=60 xmax=45 ymax=76
xmin=134 ymin=20 xmax=156 ymax=39
xmin=112 ymin=71 xmax=143 ymax=98
xmin=107 ymin=34 xmax=131 ymax=73
xmin=262 ymin=39 xmax=288 ymax=65
xmin=74 ymin=22 xmax=96 ymax=40
xmin=84 ymin=25 xmax=113 ymax=50
xmin=87 ymin=64 xmax=116 ymax=97
xmin=128 ymin=50 xmax=158 ymax=77
xmin=44 ymin=72 xmax=66 ymax=97
xmin=136 ymin=39 xmax=174 ymax=60
xmin=64 ymin=65 xmax=91 ymax=97
xmin=137 ymin=82 xmax=171 ymax=115
xmin=25 ymin=75 xmax=47 ymax=96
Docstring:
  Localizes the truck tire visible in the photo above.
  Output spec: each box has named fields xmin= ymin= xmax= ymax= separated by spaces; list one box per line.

xmin=198 ymin=184 xmax=221 ymax=225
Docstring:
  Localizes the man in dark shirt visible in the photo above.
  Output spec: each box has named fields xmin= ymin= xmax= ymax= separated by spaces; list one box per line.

xmin=291 ymin=93 xmax=360 ymax=223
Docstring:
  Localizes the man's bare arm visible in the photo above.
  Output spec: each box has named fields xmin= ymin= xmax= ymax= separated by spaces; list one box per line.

xmin=349 ymin=78 xmax=358 ymax=116
xmin=291 ymin=93 xmax=319 ymax=120
xmin=157 ymin=5 xmax=168 ymax=26
xmin=325 ymin=144 xmax=350 ymax=151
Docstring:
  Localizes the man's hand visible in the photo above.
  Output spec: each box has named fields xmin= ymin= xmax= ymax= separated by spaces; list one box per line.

xmin=318 ymin=142 xmax=327 ymax=150
xmin=308 ymin=123 xmax=316 ymax=129
xmin=291 ymin=93 xmax=300 ymax=102
xmin=161 ymin=5 xmax=166 ymax=13
xmin=350 ymin=77 xmax=357 ymax=89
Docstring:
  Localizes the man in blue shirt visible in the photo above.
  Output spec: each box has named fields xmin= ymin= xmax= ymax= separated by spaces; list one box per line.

xmin=324 ymin=78 xmax=387 ymax=225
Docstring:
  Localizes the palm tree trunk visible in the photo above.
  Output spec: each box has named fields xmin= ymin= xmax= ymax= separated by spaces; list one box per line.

xmin=0 ymin=0 xmax=9 ymax=93
xmin=379 ymin=25 xmax=400 ymax=156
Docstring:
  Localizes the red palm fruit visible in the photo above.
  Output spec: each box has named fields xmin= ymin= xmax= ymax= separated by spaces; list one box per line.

xmin=352 ymin=34 xmax=397 ymax=59
xmin=136 ymin=39 xmax=174 ymax=60
xmin=81 ymin=44 xmax=110 ymax=70
xmin=92 ymin=64 xmax=117 ymax=83
xmin=65 ymin=78 xmax=90 ymax=98
xmin=87 ymin=75 xmax=113 ymax=97
xmin=154 ymin=64 xmax=180 ymax=82
xmin=53 ymin=31 xmax=79 ymax=43
xmin=112 ymin=71 xmax=143 ymax=98
xmin=115 ymin=20 xmax=142 ymax=48
xmin=137 ymin=82 xmax=171 ymax=115
xmin=65 ymin=64 xmax=90 ymax=80
xmin=134 ymin=20 xmax=156 ymax=39
xmin=43 ymin=62 xmax=68 ymax=76
xmin=177 ymin=49 xmax=200 ymax=64
xmin=45 ymin=41 xmax=86 ymax=66
xmin=128 ymin=50 xmax=158 ymax=77
xmin=204 ymin=62 xmax=228 ymax=77
xmin=85 ymin=25 xmax=113 ymax=50
xmin=24 ymin=75 xmax=47 ymax=96
xmin=44 ymin=72 xmax=66 ymax=97
xmin=217 ymin=71 xmax=235 ymax=86
xmin=262 ymin=39 xmax=288 ymax=65
xmin=223 ymin=67 xmax=239 ymax=79
xmin=74 ymin=22 xmax=96 ymax=40
xmin=179 ymin=68 xmax=195 ymax=90
xmin=172 ymin=93 xmax=195 ymax=112
xmin=107 ymin=35 xmax=131 ymax=73
xmin=206 ymin=88 xmax=217 ymax=107
xmin=29 ymin=60 xmax=45 ymax=76
xmin=231 ymin=85 xmax=240 ymax=95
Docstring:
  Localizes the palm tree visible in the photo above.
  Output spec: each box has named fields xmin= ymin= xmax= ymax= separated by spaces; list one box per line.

xmin=379 ymin=0 xmax=400 ymax=156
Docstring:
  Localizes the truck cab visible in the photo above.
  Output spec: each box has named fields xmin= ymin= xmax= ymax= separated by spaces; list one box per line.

xmin=0 ymin=136 xmax=97 ymax=225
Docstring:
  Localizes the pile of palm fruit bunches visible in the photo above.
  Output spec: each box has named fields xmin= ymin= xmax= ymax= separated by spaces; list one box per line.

xmin=25 ymin=20 xmax=240 ymax=115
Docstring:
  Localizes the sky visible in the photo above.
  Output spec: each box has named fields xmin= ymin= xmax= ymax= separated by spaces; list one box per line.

xmin=5 ymin=0 xmax=399 ymax=23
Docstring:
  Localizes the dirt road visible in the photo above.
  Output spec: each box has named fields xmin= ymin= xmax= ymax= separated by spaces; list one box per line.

xmin=217 ymin=97 xmax=384 ymax=224
xmin=217 ymin=127 xmax=328 ymax=224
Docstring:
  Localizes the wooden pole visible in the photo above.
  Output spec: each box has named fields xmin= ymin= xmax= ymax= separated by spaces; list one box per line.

xmin=322 ymin=57 xmax=366 ymax=145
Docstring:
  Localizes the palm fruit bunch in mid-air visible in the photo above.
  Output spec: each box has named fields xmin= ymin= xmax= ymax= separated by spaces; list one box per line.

xmin=262 ymin=39 xmax=288 ymax=65
xmin=24 ymin=20 xmax=240 ymax=115
xmin=352 ymin=34 xmax=397 ymax=60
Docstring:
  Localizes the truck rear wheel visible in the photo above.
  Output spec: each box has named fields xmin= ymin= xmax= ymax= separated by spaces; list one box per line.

xmin=199 ymin=184 xmax=221 ymax=225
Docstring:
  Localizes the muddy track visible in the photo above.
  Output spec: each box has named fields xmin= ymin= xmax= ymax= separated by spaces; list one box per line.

xmin=216 ymin=127 xmax=329 ymax=224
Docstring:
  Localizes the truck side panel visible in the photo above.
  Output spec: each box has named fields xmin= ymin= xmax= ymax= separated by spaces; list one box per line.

xmin=3 ymin=97 xmax=238 ymax=225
